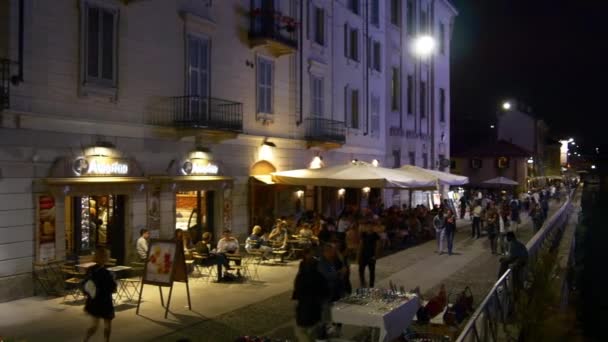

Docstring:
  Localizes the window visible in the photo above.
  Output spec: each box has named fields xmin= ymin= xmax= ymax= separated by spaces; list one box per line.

xmin=390 ymin=0 xmax=401 ymax=27
xmin=439 ymin=22 xmax=446 ymax=54
xmin=314 ymin=7 xmax=325 ymax=45
xmin=406 ymin=0 xmax=414 ymax=34
xmin=439 ymin=154 xmax=446 ymax=170
xmin=419 ymin=81 xmax=426 ymax=118
xmin=345 ymin=87 xmax=360 ymax=129
xmin=420 ymin=10 xmax=428 ymax=34
xmin=349 ymin=28 xmax=359 ymax=61
xmin=393 ymin=150 xmax=401 ymax=168
xmin=407 ymin=75 xmax=413 ymax=115
xmin=409 ymin=152 xmax=416 ymax=166
xmin=83 ymin=3 xmax=118 ymax=87
xmin=391 ymin=67 xmax=400 ymax=111
xmin=187 ymin=35 xmax=210 ymax=118
xmin=348 ymin=0 xmax=360 ymax=15
xmin=439 ymin=88 xmax=446 ymax=122
xmin=311 ymin=76 xmax=324 ymax=117
xmin=423 ymin=153 xmax=428 ymax=169
xmin=371 ymin=95 xmax=380 ymax=137
xmin=371 ymin=0 xmax=380 ymax=26
xmin=373 ymin=41 xmax=381 ymax=71
xmin=257 ymin=57 xmax=274 ymax=113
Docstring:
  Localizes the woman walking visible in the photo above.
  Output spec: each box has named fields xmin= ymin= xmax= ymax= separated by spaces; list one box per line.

xmin=433 ymin=209 xmax=447 ymax=254
xmin=83 ymin=247 xmax=117 ymax=342
xmin=445 ymin=209 xmax=457 ymax=255
xmin=486 ymin=204 xmax=499 ymax=255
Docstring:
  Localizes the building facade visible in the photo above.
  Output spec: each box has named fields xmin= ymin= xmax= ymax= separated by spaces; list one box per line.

xmin=451 ymin=140 xmax=530 ymax=194
xmin=496 ymin=100 xmax=548 ymax=177
xmin=0 ymin=0 xmax=456 ymax=301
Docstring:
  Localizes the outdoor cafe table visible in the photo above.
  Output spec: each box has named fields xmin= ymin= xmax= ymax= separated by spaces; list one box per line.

xmin=331 ymin=294 xmax=420 ymax=342
xmin=106 ymin=265 xmax=135 ymax=302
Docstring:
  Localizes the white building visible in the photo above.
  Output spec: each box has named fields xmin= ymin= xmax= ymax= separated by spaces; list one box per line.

xmin=0 ymin=0 xmax=456 ymax=301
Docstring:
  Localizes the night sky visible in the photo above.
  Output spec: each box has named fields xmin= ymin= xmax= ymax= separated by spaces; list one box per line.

xmin=450 ymin=0 xmax=608 ymax=154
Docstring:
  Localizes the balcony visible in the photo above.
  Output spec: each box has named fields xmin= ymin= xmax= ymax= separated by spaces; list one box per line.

xmin=249 ymin=1 xmax=298 ymax=57
xmin=151 ymin=96 xmax=243 ymax=136
xmin=305 ymin=118 xmax=346 ymax=149
xmin=389 ymin=127 xmax=405 ymax=137
xmin=0 ymin=59 xmax=10 ymax=110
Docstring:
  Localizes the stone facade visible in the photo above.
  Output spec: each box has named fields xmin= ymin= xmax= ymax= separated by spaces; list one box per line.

xmin=0 ymin=0 xmax=456 ymax=302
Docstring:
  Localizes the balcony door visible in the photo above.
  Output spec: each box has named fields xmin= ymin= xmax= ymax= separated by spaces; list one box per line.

xmin=187 ymin=35 xmax=210 ymax=125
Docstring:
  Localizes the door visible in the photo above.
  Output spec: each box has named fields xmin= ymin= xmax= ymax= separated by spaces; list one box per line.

xmin=187 ymin=35 xmax=210 ymax=125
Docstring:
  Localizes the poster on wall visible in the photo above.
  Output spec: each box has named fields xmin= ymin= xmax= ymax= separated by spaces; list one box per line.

xmin=37 ymin=195 xmax=56 ymax=262
xmin=223 ymin=188 xmax=232 ymax=231
xmin=143 ymin=240 xmax=177 ymax=286
xmin=147 ymin=187 xmax=161 ymax=238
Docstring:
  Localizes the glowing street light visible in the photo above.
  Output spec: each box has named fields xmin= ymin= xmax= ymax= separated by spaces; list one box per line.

xmin=502 ymin=101 xmax=512 ymax=110
xmin=412 ymin=35 xmax=436 ymax=58
xmin=591 ymin=165 xmax=597 ymax=169
xmin=490 ymin=125 xmax=495 ymax=129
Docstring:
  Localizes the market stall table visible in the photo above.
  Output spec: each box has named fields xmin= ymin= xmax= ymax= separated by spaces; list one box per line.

xmin=331 ymin=292 xmax=420 ymax=342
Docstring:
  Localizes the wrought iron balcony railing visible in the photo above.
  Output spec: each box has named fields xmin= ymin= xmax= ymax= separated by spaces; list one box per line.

xmin=249 ymin=0 xmax=298 ymax=54
xmin=305 ymin=118 xmax=346 ymax=144
xmin=154 ymin=96 xmax=243 ymax=133
xmin=0 ymin=59 xmax=10 ymax=110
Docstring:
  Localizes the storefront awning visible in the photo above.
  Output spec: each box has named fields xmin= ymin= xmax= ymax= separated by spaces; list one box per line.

xmin=251 ymin=175 xmax=274 ymax=184
xmin=43 ymin=177 xmax=149 ymax=185
xmin=149 ymin=175 xmax=233 ymax=182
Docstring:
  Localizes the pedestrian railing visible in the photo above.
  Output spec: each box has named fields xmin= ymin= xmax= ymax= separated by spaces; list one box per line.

xmin=455 ymin=189 xmax=575 ymax=342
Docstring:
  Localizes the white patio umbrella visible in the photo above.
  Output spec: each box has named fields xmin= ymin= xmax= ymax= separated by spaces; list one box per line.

xmin=399 ymin=165 xmax=469 ymax=186
xmin=482 ymin=176 xmax=519 ymax=186
xmin=271 ymin=161 xmax=437 ymax=189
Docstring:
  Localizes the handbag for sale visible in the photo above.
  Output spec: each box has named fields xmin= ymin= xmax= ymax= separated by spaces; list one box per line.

xmin=443 ymin=287 xmax=474 ymax=326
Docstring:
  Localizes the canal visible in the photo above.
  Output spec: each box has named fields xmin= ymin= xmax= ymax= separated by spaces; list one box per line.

xmin=577 ymin=176 xmax=608 ymax=341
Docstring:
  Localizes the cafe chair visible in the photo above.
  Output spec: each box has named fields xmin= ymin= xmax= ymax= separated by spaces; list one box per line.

xmin=61 ymin=265 xmax=84 ymax=303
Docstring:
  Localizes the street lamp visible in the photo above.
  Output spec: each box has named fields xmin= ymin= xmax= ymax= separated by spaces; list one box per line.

xmin=502 ymin=101 xmax=512 ymax=110
xmin=411 ymin=35 xmax=436 ymax=58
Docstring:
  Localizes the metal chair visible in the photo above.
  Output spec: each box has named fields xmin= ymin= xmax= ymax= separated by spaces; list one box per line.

xmin=61 ymin=265 xmax=84 ymax=303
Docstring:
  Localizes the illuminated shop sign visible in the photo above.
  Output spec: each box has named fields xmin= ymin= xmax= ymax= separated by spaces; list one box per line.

xmin=181 ymin=159 xmax=219 ymax=176
xmin=73 ymin=157 xmax=129 ymax=176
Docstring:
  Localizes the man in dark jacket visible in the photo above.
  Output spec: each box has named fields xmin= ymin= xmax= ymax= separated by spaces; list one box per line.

xmin=498 ymin=232 xmax=528 ymax=300
xmin=293 ymin=248 xmax=328 ymax=342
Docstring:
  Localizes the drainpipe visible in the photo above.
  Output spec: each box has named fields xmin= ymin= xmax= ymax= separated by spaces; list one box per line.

xmin=430 ymin=0 xmax=435 ymax=169
xmin=10 ymin=0 xmax=24 ymax=85
xmin=363 ymin=0 xmax=369 ymax=136
xmin=296 ymin=0 xmax=304 ymax=126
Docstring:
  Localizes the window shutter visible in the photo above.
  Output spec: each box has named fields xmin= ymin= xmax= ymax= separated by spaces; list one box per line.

xmin=344 ymin=85 xmax=350 ymax=126
xmin=344 ymin=23 xmax=349 ymax=57
xmin=306 ymin=0 xmax=310 ymax=40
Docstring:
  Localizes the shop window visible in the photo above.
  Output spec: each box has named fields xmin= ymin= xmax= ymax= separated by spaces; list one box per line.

xmin=67 ymin=194 xmax=126 ymax=264
xmin=175 ymin=190 xmax=213 ymax=244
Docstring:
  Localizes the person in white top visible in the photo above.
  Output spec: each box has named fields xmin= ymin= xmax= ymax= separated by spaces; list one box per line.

xmin=217 ymin=230 xmax=240 ymax=254
xmin=471 ymin=201 xmax=482 ymax=239
xmin=136 ymin=228 xmax=150 ymax=261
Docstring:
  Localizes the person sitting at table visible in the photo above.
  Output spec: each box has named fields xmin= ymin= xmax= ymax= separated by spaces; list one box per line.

xmin=194 ymin=232 xmax=230 ymax=282
xmin=217 ymin=229 xmax=242 ymax=275
xmin=245 ymin=225 xmax=273 ymax=259
xmin=269 ymin=221 xmax=289 ymax=249
xmin=299 ymin=223 xmax=319 ymax=246
xmin=136 ymin=228 xmax=150 ymax=261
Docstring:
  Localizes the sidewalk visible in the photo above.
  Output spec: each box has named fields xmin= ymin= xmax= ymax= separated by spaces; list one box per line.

xmin=0 ymin=201 xmax=564 ymax=342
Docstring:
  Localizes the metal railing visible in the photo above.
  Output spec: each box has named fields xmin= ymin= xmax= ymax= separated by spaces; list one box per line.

xmin=153 ymin=95 xmax=243 ymax=133
xmin=0 ymin=58 xmax=10 ymax=110
xmin=249 ymin=1 xmax=298 ymax=49
xmin=304 ymin=118 xmax=346 ymax=144
xmin=456 ymin=189 xmax=575 ymax=342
